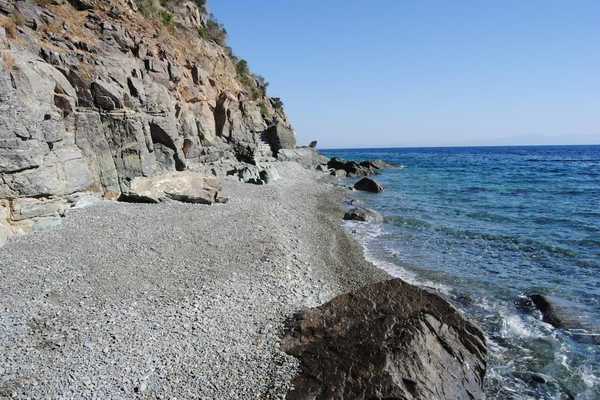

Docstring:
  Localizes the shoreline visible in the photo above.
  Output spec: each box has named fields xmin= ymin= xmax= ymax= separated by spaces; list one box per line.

xmin=0 ymin=160 xmax=488 ymax=399
xmin=0 ymin=162 xmax=391 ymax=399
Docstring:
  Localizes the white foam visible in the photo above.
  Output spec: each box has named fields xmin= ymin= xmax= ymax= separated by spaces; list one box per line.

xmin=576 ymin=365 xmax=600 ymax=400
xmin=501 ymin=314 xmax=532 ymax=338
xmin=343 ymin=219 xmax=450 ymax=294
xmin=579 ymin=365 xmax=599 ymax=388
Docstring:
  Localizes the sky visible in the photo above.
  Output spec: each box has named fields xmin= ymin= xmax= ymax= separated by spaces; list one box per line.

xmin=210 ymin=0 xmax=600 ymax=148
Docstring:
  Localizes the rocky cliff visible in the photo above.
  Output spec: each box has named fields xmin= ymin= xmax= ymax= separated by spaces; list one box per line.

xmin=0 ymin=0 xmax=297 ymax=244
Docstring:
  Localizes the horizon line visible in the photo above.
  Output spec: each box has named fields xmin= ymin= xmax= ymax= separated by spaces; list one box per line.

xmin=318 ymin=143 xmax=600 ymax=151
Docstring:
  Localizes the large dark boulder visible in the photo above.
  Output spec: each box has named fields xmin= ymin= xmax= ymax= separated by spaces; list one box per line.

xmin=327 ymin=157 xmax=348 ymax=171
xmin=282 ymin=279 xmax=487 ymax=400
xmin=354 ymin=177 xmax=384 ymax=193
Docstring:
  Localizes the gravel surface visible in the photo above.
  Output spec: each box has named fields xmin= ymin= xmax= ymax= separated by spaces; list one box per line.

xmin=0 ymin=162 xmax=388 ymax=399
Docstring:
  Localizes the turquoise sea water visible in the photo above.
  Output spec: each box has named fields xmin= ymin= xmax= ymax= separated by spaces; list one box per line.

xmin=322 ymin=145 xmax=600 ymax=400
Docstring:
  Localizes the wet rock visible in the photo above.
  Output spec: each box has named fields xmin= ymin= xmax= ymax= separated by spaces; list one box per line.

xmin=529 ymin=294 xmax=580 ymax=329
xmin=513 ymin=371 xmax=554 ymax=386
xmin=360 ymin=159 xmax=394 ymax=170
xmin=326 ymin=157 xmax=389 ymax=177
xmin=282 ymin=279 xmax=487 ymax=400
xmin=353 ymin=177 xmax=384 ymax=193
xmin=528 ymin=294 xmax=600 ymax=345
xmin=343 ymin=206 xmax=383 ymax=223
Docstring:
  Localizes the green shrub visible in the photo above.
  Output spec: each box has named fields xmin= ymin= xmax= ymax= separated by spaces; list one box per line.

xmin=191 ymin=0 xmax=207 ymax=13
xmin=255 ymin=75 xmax=269 ymax=97
xmin=259 ymin=102 xmax=269 ymax=117
xmin=271 ymin=97 xmax=284 ymax=110
xmin=205 ymin=16 xmax=227 ymax=46
xmin=160 ymin=10 xmax=174 ymax=26
xmin=137 ymin=0 xmax=160 ymax=18
xmin=236 ymin=59 xmax=249 ymax=76
xmin=197 ymin=15 xmax=228 ymax=46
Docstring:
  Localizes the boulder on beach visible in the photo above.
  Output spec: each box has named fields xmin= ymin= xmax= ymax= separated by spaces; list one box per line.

xmin=282 ymin=279 xmax=487 ymax=400
xmin=123 ymin=172 xmax=222 ymax=204
xmin=264 ymin=122 xmax=297 ymax=156
xmin=343 ymin=206 xmax=383 ymax=223
xmin=277 ymin=148 xmax=328 ymax=169
xmin=354 ymin=177 xmax=384 ymax=193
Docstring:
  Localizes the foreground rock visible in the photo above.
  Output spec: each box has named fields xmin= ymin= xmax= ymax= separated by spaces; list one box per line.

xmin=282 ymin=279 xmax=487 ymax=400
xmin=124 ymin=172 xmax=222 ymax=204
xmin=343 ymin=206 xmax=383 ymax=223
xmin=354 ymin=177 xmax=384 ymax=193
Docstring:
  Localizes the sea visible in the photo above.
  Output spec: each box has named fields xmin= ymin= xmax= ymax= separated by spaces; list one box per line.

xmin=321 ymin=145 xmax=600 ymax=400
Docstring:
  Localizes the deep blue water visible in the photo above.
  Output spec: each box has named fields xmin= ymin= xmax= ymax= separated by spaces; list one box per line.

xmin=322 ymin=145 xmax=600 ymax=400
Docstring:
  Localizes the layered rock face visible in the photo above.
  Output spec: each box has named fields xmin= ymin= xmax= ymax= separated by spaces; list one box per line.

xmin=0 ymin=0 xmax=296 ymax=243
xmin=282 ymin=279 xmax=488 ymax=400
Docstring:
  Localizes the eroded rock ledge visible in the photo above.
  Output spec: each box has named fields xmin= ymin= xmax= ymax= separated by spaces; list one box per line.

xmin=282 ymin=279 xmax=488 ymax=400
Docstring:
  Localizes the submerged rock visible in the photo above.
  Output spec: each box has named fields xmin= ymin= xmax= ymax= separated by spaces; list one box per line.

xmin=343 ymin=206 xmax=383 ymax=223
xmin=282 ymin=279 xmax=487 ymax=400
xmin=529 ymin=294 xmax=582 ymax=329
xmin=353 ymin=177 xmax=384 ymax=193
xmin=528 ymin=294 xmax=600 ymax=344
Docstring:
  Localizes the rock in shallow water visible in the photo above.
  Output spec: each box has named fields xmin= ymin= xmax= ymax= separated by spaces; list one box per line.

xmin=528 ymin=294 xmax=600 ymax=344
xmin=282 ymin=279 xmax=487 ymax=400
xmin=343 ymin=206 xmax=383 ymax=223
xmin=353 ymin=177 xmax=384 ymax=193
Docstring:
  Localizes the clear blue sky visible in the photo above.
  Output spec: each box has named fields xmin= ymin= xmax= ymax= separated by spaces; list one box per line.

xmin=210 ymin=0 xmax=600 ymax=148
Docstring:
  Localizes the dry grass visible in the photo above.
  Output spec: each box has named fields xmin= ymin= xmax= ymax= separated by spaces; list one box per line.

xmin=1 ymin=51 xmax=16 ymax=72
xmin=44 ymin=3 xmax=99 ymax=47
xmin=12 ymin=12 xmax=26 ymax=28
xmin=78 ymin=62 xmax=95 ymax=81
xmin=0 ymin=16 xmax=17 ymax=39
